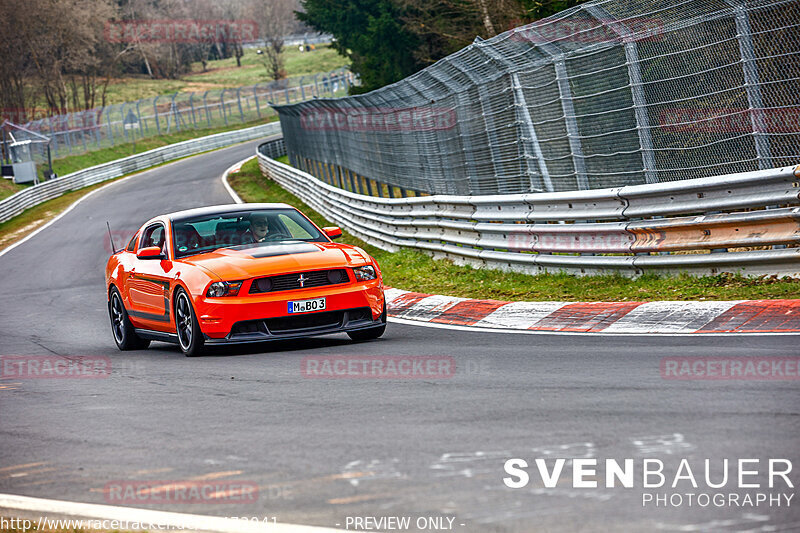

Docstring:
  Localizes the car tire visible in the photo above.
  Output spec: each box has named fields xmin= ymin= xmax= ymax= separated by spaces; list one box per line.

xmin=175 ymin=288 xmax=205 ymax=357
xmin=108 ymin=287 xmax=151 ymax=351
xmin=347 ymin=301 xmax=387 ymax=341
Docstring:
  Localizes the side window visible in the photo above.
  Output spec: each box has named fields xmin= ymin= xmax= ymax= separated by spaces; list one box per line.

xmin=140 ymin=224 xmax=165 ymax=251
xmin=126 ymin=232 xmax=138 ymax=252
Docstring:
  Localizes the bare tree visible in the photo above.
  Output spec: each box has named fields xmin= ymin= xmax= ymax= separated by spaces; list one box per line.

xmin=249 ymin=0 xmax=298 ymax=81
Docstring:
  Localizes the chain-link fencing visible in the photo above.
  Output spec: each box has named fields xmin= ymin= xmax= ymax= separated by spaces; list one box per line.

xmin=15 ymin=68 xmax=353 ymax=166
xmin=273 ymin=0 xmax=799 ymax=196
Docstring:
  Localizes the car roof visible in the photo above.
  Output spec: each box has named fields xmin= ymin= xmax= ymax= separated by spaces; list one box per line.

xmin=166 ymin=203 xmax=293 ymax=222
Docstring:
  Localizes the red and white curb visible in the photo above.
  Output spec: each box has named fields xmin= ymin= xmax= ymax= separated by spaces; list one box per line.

xmin=384 ymin=288 xmax=800 ymax=334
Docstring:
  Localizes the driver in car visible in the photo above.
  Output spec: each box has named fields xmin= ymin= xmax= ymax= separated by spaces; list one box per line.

xmin=241 ymin=213 xmax=271 ymax=243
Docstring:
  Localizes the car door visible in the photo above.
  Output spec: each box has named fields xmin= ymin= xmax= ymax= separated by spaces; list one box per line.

xmin=127 ymin=222 xmax=173 ymax=328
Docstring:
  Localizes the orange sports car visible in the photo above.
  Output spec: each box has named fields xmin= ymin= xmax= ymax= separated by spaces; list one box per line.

xmin=105 ymin=203 xmax=386 ymax=356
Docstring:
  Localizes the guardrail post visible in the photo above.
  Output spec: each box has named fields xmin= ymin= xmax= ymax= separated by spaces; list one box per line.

xmin=585 ymin=5 xmax=658 ymax=184
xmin=299 ymin=77 xmax=306 ymax=100
xmin=355 ymin=172 xmax=365 ymax=195
xmin=725 ymin=0 xmax=773 ymax=169
xmin=511 ymin=72 xmax=554 ymax=192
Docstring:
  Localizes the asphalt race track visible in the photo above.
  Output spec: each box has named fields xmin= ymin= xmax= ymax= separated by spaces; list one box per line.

xmin=1 ymin=141 xmax=799 ymax=532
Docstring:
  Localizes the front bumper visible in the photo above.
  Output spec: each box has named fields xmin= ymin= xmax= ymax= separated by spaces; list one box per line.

xmin=204 ymin=306 xmax=384 ymax=345
xmin=196 ymin=281 xmax=384 ymax=343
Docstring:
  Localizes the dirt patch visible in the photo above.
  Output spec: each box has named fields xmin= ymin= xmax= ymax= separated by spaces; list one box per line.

xmin=0 ymin=213 xmax=53 ymax=249
xmin=180 ymin=81 xmax=225 ymax=93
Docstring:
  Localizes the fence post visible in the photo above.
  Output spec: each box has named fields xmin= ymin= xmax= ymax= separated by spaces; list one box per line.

xmin=136 ymin=101 xmax=145 ymax=137
xmin=236 ymin=87 xmax=245 ymax=122
xmin=724 ymin=0 xmax=773 ymax=169
xmin=169 ymin=92 xmax=179 ymax=132
xmin=106 ymin=106 xmax=115 ymax=146
xmin=203 ymin=91 xmax=212 ymax=127
xmin=585 ymin=4 xmax=658 ymax=184
xmin=189 ymin=93 xmax=197 ymax=128
xmin=153 ymin=95 xmax=161 ymax=135
xmin=254 ymin=84 xmax=261 ymax=118
xmin=89 ymin=109 xmax=100 ymax=150
xmin=220 ymin=88 xmax=228 ymax=126
xmin=522 ymin=28 xmax=589 ymax=189
xmin=511 ymin=72 xmax=554 ymax=192
xmin=476 ymin=83 xmax=506 ymax=194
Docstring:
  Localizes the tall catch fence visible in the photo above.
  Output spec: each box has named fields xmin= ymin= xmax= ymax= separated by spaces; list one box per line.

xmin=12 ymin=68 xmax=353 ymax=167
xmin=273 ymin=0 xmax=800 ymax=196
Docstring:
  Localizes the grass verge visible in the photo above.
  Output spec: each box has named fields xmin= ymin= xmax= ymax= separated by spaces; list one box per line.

xmin=0 ymin=178 xmax=124 ymax=252
xmin=230 ymin=158 xmax=800 ymax=301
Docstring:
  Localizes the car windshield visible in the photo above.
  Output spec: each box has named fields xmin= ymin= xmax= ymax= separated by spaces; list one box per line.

xmin=172 ymin=209 xmax=326 ymax=258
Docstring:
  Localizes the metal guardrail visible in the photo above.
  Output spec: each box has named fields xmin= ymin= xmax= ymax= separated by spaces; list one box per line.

xmin=257 ymin=140 xmax=800 ymax=277
xmin=0 ymin=122 xmax=282 ymax=224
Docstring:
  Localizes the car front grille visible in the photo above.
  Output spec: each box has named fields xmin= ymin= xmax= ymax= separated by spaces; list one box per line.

xmin=249 ymin=269 xmax=349 ymax=293
xmin=227 ymin=307 xmax=375 ymax=339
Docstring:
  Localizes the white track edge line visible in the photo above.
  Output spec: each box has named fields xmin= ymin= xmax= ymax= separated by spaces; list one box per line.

xmin=221 ymin=156 xmax=254 ymax=204
xmin=387 ymin=316 xmax=798 ymax=336
xmin=0 ymin=493 xmax=347 ymax=533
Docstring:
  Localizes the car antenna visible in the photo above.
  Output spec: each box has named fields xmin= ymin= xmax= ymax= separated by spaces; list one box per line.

xmin=107 ymin=221 xmax=118 ymax=254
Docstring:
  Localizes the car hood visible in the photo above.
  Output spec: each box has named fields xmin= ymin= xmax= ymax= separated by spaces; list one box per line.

xmin=178 ymin=241 xmax=371 ymax=280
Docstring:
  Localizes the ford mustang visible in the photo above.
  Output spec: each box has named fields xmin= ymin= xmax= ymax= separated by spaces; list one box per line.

xmin=106 ymin=203 xmax=386 ymax=356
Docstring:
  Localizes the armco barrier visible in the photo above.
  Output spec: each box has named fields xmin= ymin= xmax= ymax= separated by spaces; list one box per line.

xmin=257 ymin=140 xmax=800 ymax=277
xmin=0 ymin=122 xmax=282 ymax=224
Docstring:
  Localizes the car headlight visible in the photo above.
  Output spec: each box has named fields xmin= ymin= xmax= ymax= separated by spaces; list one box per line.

xmin=353 ymin=265 xmax=377 ymax=281
xmin=206 ymin=281 xmax=242 ymax=297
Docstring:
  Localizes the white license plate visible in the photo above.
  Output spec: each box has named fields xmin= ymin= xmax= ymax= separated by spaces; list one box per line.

xmin=288 ymin=297 xmax=326 ymax=314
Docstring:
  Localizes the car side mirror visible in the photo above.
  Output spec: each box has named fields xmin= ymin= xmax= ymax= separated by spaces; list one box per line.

xmin=137 ymin=246 xmax=165 ymax=259
xmin=323 ymin=226 xmax=342 ymax=239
